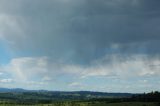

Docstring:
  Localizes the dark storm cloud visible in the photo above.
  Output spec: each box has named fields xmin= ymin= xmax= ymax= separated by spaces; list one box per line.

xmin=0 ymin=0 xmax=160 ymax=64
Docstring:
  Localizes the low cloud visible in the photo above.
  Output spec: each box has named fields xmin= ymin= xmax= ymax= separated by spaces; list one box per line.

xmin=0 ymin=54 xmax=159 ymax=91
xmin=69 ymin=82 xmax=83 ymax=87
xmin=0 ymin=78 xmax=13 ymax=83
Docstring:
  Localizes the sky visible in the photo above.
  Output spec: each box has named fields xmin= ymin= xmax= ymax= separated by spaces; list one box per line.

xmin=0 ymin=0 xmax=160 ymax=93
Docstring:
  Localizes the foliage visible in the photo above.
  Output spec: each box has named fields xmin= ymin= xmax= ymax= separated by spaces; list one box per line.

xmin=0 ymin=91 xmax=159 ymax=105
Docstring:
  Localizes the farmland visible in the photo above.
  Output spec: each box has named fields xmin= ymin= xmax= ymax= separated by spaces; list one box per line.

xmin=0 ymin=101 xmax=159 ymax=106
xmin=0 ymin=89 xmax=159 ymax=106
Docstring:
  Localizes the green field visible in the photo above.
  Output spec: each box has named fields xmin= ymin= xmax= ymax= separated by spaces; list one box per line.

xmin=91 ymin=102 xmax=158 ymax=106
xmin=0 ymin=91 xmax=159 ymax=106
xmin=0 ymin=102 xmax=159 ymax=106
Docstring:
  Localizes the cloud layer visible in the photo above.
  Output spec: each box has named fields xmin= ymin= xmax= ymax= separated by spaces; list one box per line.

xmin=0 ymin=54 xmax=159 ymax=92
xmin=0 ymin=0 xmax=160 ymax=64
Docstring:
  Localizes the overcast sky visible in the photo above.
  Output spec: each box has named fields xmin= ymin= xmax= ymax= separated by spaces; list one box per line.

xmin=0 ymin=0 xmax=160 ymax=93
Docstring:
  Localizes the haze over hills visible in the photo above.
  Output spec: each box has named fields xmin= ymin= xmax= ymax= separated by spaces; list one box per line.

xmin=0 ymin=87 xmax=133 ymax=97
xmin=0 ymin=87 xmax=134 ymax=105
xmin=0 ymin=88 xmax=159 ymax=105
xmin=0 ymin=88 xmax=48 ymax=92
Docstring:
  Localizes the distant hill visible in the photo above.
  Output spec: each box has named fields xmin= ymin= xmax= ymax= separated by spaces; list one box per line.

xmin=0 ymin=88 xmax=158 ymax=105
xmin=0 ymin=88 xmax=133 ymax=103
xmin=0 ymin=88 xmax=31 ymax=92
xmin=0 ymin=88 xmax=133 ymax=95
xmin=0 ymin=88 xmax=49 ymax=92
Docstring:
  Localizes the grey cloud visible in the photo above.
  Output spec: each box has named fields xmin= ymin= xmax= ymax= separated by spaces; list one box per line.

xmin=0 ymin=0 xmax=160 ymax=64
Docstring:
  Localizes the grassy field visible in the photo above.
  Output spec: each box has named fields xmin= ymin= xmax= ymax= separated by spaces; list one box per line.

xmin=0 ymin=102 xmax=158 ymax=106
xmin=91 ymin=102 xmax=158 ymax=106
xmin=0 ymin=91 xmax=159 ymax=106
